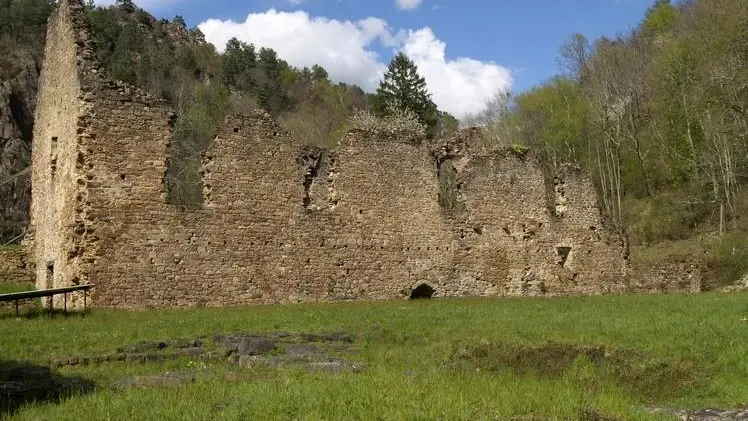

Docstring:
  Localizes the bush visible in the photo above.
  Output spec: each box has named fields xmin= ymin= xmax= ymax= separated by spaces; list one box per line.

xmin=705 ymin=231 xmax=748 ymax=289
xmin=437 ymin=159 xmax=463 ymax=214
xmin=624 ymin=194 xmax=714 ymax=246
xmin=348 ymin=104 xmax=426 ymax=138
xmin=511 ymin=143 xmax=529 ymax=156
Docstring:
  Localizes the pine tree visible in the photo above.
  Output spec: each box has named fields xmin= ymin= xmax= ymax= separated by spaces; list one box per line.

xmin=223 ymin=37 xmax=256 ymax=91
xmin=373 ymin=52 xmax=438 ymax=137
xmin=115 ymin=0 xmax=135 ymax=13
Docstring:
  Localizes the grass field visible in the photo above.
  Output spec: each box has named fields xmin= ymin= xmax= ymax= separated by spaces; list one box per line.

xmin=1 ymin=293 xmax=747 ymax=420
xmin=0 ymin=282 xmax=35 ymax=295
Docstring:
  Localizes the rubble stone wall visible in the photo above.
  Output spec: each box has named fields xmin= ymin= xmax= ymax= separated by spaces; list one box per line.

xmin=28 ymin=0 xmax=85 ymax=306
xmin=29 ymin=0 xmax=629 ymax=308
xmin=0 ymin=249 xmax=34 ymax=284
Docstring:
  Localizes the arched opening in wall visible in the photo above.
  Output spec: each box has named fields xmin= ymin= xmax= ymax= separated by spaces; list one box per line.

xmin=409 ymin=283 xmax=435 ymax=300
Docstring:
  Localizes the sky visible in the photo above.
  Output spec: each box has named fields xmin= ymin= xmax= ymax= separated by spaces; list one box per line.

xmin=96 ymin=0 xmax=656 ymax=118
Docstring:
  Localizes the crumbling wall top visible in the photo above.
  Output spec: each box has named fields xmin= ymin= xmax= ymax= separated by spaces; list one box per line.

xmin=56 ymin=0 xmax=165 ymax=107
xmin=341 ymin=128 xmax=425 ymax=147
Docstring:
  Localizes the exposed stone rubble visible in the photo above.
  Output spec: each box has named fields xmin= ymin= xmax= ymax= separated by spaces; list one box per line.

xmin=647 ymin=406 xmax=748 ymax=421
xmin=721 ymin=272 xmax=748 ymax=292
xmin=50 ymin=331 xmax=363 ymax=375
xmin=629 ymin=256 xmax=705 ymax=294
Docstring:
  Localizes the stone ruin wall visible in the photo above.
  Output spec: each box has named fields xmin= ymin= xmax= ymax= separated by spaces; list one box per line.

xmin=80 ymin=110 xmax=628 ymax=308
xmin=0 ymin=249 xmax=34 ymax=312
xmin=0 ymin=249 xmax=34 ymax=284
xmin=28 ymin=0 xmax=630 ymax=308
xmin=630 ymin=258 xmax=703 ymax=293
xmin=27 ymin=0 xmax=86 ymax=304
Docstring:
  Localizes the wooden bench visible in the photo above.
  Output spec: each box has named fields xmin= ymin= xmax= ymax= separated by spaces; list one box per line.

xmin=0 ymin=285 xmax=94 ymax=317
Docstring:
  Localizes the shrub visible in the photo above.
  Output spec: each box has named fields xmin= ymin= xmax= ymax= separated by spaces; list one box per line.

xmin=705 ymin=231 xmax=748 ymax=289
xmin=511 ymin=143 xmax=529 ymax=156
xmin=437 ymin=159 xmax=463 ymax=214
xmin=348 ymin=104 xmax=426 ymax=138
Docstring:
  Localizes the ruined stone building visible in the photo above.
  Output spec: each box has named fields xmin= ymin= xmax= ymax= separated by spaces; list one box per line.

xmin=25 ymin=0 xmax=628 ymax=308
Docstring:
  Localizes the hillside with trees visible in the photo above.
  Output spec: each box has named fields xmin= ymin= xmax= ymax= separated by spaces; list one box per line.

xmin=0 ymin=0 xmax=745 ymax=288
xmin=465 ymin=0 xmax=747 ymax=288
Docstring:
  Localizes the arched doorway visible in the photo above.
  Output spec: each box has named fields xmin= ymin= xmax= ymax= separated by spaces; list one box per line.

xmin=409 ymin=283 xmax=435 ymax=299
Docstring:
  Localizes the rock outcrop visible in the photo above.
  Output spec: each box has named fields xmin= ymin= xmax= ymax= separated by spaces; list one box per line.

xmin=0 ymin=48 xmax=39 ymax=243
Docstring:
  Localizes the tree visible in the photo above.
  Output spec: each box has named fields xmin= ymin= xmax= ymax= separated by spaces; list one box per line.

xmin=435 ymin=111 xmax=459 ymax=137
xmin=189 ymin=27 xmax=205 ymax=44
xmin=311 ymin=64 xmax=328 ymax=82
xmin=0 ymin=0 xmax=55 ymax=53
xmin=513 ymin=77 xmax=591 ymax=167
xmin=115 ymin=0 xmax=135 ymax=13
xmin=173 ymin=15 xmax=185 ymax=28
xmin=373 ymin=52 xmax=438 ymax=137
xmin=643 ymin=0 xmax=678 ymax=36
xmin=223 ymin=37 xmax=256 ymax=91
xmin=254 ymin=47 xmax=292 ymax=115
xmin=557 ymin=33 xmax=592 ymax=82
xmin=461 ymin=89 xmax=517 ymax=148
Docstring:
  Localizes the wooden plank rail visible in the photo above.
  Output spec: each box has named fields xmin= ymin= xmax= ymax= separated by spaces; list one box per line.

xmin=0 ymin=285 xmax=94 ymax=317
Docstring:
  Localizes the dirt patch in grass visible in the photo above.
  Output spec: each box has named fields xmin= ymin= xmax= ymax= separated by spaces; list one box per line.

xmin=449 ymin=342 xmax=703 ymax=403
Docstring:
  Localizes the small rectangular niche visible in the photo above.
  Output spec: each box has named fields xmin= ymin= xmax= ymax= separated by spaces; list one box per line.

xmin=45 ymin=262 xmax=54 ymax=289
xmin=50 ymin=136 xmax=59 ymax=180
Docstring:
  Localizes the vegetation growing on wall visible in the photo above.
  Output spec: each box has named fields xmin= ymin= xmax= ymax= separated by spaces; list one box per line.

xmin=436 ymin=158 xmax=463 ymax=214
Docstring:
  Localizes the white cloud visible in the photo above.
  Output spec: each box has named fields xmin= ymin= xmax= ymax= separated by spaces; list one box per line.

xmin=401 ymin=28 xmax=512 ymax=119
xmin=199 ymin=10 xmax=512 ymax=118
xmin=200 ymin=10 xmax=389 ymax=92
xmin=396 ymin=0 xmax=423 ymax=10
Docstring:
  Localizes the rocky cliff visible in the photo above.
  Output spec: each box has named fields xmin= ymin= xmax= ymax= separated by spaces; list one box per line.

xmin=0 ymin=47 xmax=39 ymax=243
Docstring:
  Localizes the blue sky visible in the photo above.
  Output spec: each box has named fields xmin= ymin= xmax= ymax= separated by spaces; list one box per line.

xmin=105 ymin=0 xmax=656 ymax=117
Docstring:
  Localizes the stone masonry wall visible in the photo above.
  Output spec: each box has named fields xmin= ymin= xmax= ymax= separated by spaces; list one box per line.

xmin=28 ymin=0 xmax=85 ymax=307
xmin=630 ymin=258 xmax=703 ymax=293
xmin=30 ymin=0 xmax=629 ymax=309
xmin=0 ymin=249 xmax=34 ymax=284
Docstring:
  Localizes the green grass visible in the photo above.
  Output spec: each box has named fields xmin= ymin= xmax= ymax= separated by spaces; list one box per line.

xmin=0 ymin=244 xmax=22 ymax=252
xmin=1 ymin=293 xmax=747 ymax=420
xmin=0 ymin=282 xmax=35 ymax=295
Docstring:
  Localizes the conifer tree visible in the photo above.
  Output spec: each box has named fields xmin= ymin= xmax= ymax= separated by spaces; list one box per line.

xmin=373 ymin=52 xmax=438 ymax=137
